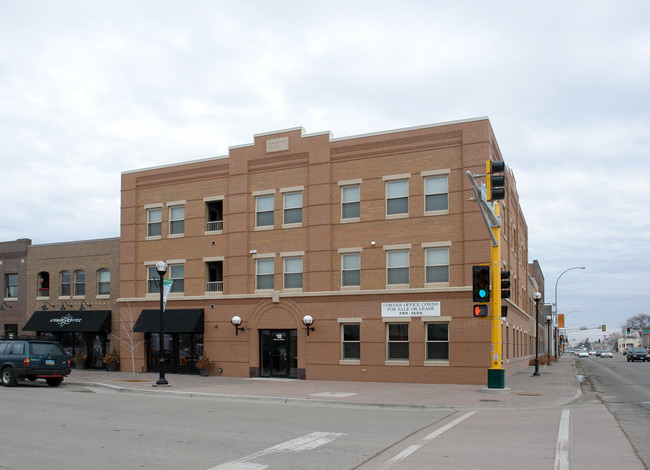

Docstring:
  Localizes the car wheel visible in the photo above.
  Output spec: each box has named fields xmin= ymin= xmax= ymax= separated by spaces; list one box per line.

xmin=46 ymin=377 xmax=63 ymax=387
xmin=1 ymin=367 xmax=17 ymax=387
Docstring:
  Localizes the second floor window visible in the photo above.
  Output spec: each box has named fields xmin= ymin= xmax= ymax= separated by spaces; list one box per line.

xmin=425 ymin=247 xmax=449 ymax=283
xmin=283 ymin=191 xmax=302 ymax=225
xmin=147 ymin=264 xmax=184 ymax=294
xmin=256 ymin=259 xmax=274 ymax=290
xmin=206 ymin=261 xmax=223 ymax=293
xmin=147 ymin=208 xmax=162 ymax=237
xmin=60 ymin=271 xmax=71 ymax=297
xmin=37 ymin=272 xmax=49 ymax=297
xmin=4 ymin=274 xmax=18 ymax=298
xmin=169 ymin=205 xmax=185 ymax=235
xmin=74 ymin=270 xmax=85 ymax=296
xmin=424 ymin=175 xmax=448 ymax=212
xmin=206 ymin=200 xmax=223 ymax=232
xmin=97 ymin=269 xmax=110 ymax=295
xmin=387 ymin=250 xmax=409 ymax=285
xmin=284 ymin=257 xmax=303 ymax=289
xmin=341 ymin=253 xmax=360 ymax=287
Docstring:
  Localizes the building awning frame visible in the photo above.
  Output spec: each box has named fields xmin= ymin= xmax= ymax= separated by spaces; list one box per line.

xmin=132 ymin=309 xmax=204 ymax=334
xmin=24 ymin=310 xmax=112 ymax=333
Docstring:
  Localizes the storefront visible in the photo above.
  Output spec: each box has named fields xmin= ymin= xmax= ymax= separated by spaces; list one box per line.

xmin=23 ymin=310 xmax=112 ymax=369
xmin=133 ymin=308 xmax=204 ymax=374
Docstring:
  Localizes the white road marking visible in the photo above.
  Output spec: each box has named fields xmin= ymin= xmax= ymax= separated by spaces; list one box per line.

xmin=374 ymin=411 xmax=478 ymax=470
xmin=554 ymin=409 xmax=571 ymax=470
xmin=208 ymin=431 xmax=345 ymax=470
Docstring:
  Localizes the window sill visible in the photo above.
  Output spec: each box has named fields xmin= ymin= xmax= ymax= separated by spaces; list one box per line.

xmin=58 ymin=296 xmax=71 ymax=300
xmin=385 ymin=213 xmax=409 ymax=220
xmin=281 ymin=223 xmax=303 ymax=229
xmin=36 ymin=296 xmax=49 ymax=301
xmin=339 ymin=359 xmax=361 ymax=365
xmin=340 ymin=285 xmax=361 ymax=291
xmin=204 ymin=230 xmax=223 ymax=236
xmin=254 ymin=226 xmax=274 ymax=231
xmin=385 ymin=283 xmax=410 ymax=289
xmin=424 ymin=360 xmax=450 ymax=367
xmin=145 ymin=236 xmax=162 ymax=241
xmin=204 ymin=291 xmax=223 ymax=297
xmin=423 ymin=209 xmax=449 ymax=217
xmin=167 ymin=234 xmax=184 ymax=239
xmin=340 ymin=217 xmax=360 ymax=224
xmin=96 ymin=295 xmax=110 ymax=300
xmin=385 ymin=360 xmax=410 ymax=366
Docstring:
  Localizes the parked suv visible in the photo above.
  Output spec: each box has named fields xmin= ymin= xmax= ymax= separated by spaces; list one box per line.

xmin=0 ymin=337 xmax=71 ymax=387
xmin=626 ymin=347 xmax=649 ymax=362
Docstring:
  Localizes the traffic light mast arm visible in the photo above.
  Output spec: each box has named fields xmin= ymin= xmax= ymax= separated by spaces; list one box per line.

xmin=466 ymin=170 xmax=500 ymax=247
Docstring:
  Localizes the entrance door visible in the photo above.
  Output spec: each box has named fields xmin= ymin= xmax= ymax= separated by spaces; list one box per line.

xmin=259 ymin=329 xmax=297 ymax=378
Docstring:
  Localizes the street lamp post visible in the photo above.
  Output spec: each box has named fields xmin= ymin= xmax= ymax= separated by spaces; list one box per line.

xmin=554 ymin=266 xmax=585 ymax=356
xmin=546 ymin=314 xmax=552 ymax=366
xmin=533 ymin=292 xmax=542 ymax=376
xmin=155 ymin=261 xmax=169 ymax=387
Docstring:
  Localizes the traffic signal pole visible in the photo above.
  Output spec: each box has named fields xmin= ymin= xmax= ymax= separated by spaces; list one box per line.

xmin=488 ymin=202 xmax=505 ymax=388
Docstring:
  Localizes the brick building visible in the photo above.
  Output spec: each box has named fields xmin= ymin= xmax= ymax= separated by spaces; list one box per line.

xmin=119 ymin=117 xmax=536 ymax=384
xmin=22 ymin=238 xmax=121 ymax=368
xmin=0 ymin=239 xmax=31 ymax=337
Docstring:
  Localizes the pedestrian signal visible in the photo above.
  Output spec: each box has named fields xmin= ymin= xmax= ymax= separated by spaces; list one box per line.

xmin=473 ymin=305 xmax=488 ymax=317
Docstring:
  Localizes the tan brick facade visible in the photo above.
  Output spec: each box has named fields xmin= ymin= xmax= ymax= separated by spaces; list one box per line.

xmin=120 ymin=118 xmax=535 ymax=384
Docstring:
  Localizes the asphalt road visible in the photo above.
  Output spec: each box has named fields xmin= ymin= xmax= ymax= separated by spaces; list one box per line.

xmin=575 ymin=351 xmax=650 ymax=469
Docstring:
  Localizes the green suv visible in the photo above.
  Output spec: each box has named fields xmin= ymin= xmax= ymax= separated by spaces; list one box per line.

xmin=0 ymin=338 xmax=71 ymax=387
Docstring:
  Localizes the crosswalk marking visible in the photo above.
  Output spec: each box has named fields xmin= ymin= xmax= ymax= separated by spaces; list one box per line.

xmin=208 ymin=431 xmax=345 ymax=470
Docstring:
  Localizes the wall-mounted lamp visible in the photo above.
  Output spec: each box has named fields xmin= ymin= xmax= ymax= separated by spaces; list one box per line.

xmin=80 ymin=301 xmax=92 ymax=310
xmin=40 ymin=302 xmax=55 ymax=311
xmin=371 ymin=241 xmax=376 ymax=246
xmin=60 ymin=302 xmax=73 ymax=311
xmin=302 ymin=315 xmax=315 ymax=336
xmin=0 ymin=302 xmax=13 ymax=311
xmin=249 ymin=249 xmax=257 ymax=254
xmin=231 ymin=316 xmax=245 ymax=335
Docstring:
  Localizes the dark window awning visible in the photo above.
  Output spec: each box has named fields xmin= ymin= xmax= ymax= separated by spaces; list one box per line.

xmin=24 ymin=310 xmax=112 ymax=332
xmin=133 ymin=309 xmax=204 ymax=333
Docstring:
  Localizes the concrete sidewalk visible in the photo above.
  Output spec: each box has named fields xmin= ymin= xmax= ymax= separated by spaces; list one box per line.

xmin=66 ymin=356 xmax=581 ymax=410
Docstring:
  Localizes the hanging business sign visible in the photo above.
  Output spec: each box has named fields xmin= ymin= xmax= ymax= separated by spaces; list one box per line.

xmin=381 ymin=302 xmax=441 ymax=318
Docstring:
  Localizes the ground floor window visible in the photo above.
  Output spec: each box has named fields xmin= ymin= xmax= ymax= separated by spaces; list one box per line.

xmin=147 ymin=333 xmax=204 ymax=374
xmin=387 ymin=323 xmax=409 ymax=360
xmin=56 ymin=332 xmax=108 ymax=369
xmin=426 ymin=323 xmax=449 ymax=360
xmin=341 ymin=324 xmax=360 ymax=360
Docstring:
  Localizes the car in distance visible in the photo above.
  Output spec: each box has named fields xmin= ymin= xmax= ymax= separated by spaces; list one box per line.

xmin=0 ymin=337 xmax=71 ymax=387
xmin=577 ymin=350 xmax=589 ymax=357
xmin=626 ymin=347 xmax=649 ymax=362
xmin=600 ymin=350 xmax=613 ymax=358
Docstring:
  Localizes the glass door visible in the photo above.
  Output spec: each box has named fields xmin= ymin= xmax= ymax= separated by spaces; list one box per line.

xmin=259 ymin=329 xmax=297 ymax=378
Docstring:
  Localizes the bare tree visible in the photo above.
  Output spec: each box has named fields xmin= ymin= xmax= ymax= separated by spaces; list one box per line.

xmin=622 ymin=313 xmax=650 ymax=336
xmin=111 ymin=303 xmax=146 ymax=382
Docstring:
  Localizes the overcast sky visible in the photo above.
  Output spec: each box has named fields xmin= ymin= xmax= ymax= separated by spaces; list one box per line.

xmin=2 ymin=1 xmax=648 ymax=339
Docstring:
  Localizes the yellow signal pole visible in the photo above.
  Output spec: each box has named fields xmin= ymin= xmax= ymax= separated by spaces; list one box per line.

xmin=488 ymin=202 xmax=505 ymax=388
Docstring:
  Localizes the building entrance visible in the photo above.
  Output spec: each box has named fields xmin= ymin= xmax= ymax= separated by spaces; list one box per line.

xmin=259 ymin=329 xmax=297 ymax=378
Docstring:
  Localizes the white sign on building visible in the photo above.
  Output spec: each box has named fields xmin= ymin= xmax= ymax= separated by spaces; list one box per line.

xmin=381 ymin=301 xmax=441 ymax=317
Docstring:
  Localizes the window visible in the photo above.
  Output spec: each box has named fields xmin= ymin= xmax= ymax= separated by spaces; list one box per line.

xmin=341 ymin=253 xmax=360 ymax=287
xmin=206 ymin=261 xmax=223 ymax=293
xmin=341 ymin=184 xmax=360 ymax=220
xmin=205 ymin=200 xmax=223 ymax=232
xmin=147 ymin=264 xmax=184 ymax=294
xmin=424 ymin=175 xmax=449 ymax=212
xmin=97 ymin=269 xmax=110 ymax=295
xmin=386 ymin=180 xmax=408 ymax=215
xmin=425 ymin=247 xmax=449 ymax=283
xmin=387 ymin=323 xmax=409 ymax=360
xmin=426 ymin=323 xmax=449 ymax=360
xmin=256 ymin=194 xmax=274 ymax=227
xmin=168 ymin=264 xmax=185 ymax=293
xmin=169 ymin=205 xmax=185 ymax=235
xmin=147 ymin=207 xmax=162 ymax=237
xmin=283 ymin=257 xmax=303 ymax=289
xmin=60 ymin=271 xmax=71 ymax=297
xmin=4 ymin=274 xmax=18 ymax=298
xmin=256 ymin=259 xmax=274 ymax=290
xmin=283 ymin=191 xmax=302 ymax=225
xmin=37 ymin=272 xmax=49 ymax=297
xmin=387 ymin=250 xmax=409 ymax=285
xmin=341 ymin=324 xmax=360 ymax=360
xmin=74 ymin=270 xmax=85 ymax=296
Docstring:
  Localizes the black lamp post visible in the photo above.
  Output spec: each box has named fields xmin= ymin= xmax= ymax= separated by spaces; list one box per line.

xmin=533 ymin=291 xmax=542 ymax=376
xmin=546 ymin=314 xmax=552 ymax=366
xmin=155 ymin=261 xmax=169 ymax=386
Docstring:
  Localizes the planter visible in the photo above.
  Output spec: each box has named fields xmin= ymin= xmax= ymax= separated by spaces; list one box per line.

xmin=199 ymin=368 xmax=210 ymax=377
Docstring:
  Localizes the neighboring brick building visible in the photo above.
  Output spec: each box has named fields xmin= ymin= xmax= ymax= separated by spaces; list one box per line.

xmin=0 ymin=239 xmax=31 ymax=337
xmin=22 ymin=238 xmax=121 ymax=369
xmin=120 ymin=117 xmax=535 ymax=384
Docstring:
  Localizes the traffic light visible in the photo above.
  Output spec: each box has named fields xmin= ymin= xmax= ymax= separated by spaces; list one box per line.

xmin=626 ymin=327 xmax=631 ymax=335
xmin=602 ymin=324 xmax=606 ymax=332
xmin=472 ymin=265 xmax=490 ymax=302
xmin=501 ymin=270 xmax=511 ymax=299
xmin=486 ymin=160 xmax=506 ymax=201
xmin=473 ymin=304 xmax=488 ymax=317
